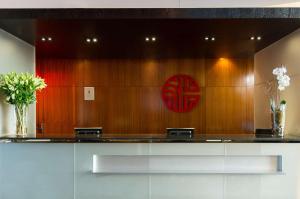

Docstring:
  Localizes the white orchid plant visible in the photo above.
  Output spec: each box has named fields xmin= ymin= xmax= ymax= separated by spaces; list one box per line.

xmin=270 ymin=65 xmax=290 ymax=112
xmin=0 ymin=72 xmax=46 ymax=106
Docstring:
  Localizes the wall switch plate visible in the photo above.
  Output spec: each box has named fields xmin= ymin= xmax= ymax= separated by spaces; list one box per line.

xmin=84 ymin=87 xmax=95 ymax=101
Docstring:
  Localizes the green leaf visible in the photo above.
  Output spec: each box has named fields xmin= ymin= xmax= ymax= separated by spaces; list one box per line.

xmin=0 ymin=72 xmax=47 ymax=105
xmin=280 ymin=100 xmax=287 ymax=105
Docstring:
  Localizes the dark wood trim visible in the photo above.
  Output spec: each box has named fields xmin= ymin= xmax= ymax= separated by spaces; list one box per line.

xmin=0 ymin=8 xmax=300 ymax=19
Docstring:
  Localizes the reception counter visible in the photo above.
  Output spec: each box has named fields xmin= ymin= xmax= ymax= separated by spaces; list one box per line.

xmin=1 ymin=133 xmax=300 ymax=143
xmin=1 ymin=134 xmax=300 ymax=199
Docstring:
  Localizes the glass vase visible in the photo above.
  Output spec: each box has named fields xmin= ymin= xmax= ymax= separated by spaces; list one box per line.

xmin=271 ymin=104 xmax=286 ymax=137
xmin=15 ymin=104 xmax=28 ymax=137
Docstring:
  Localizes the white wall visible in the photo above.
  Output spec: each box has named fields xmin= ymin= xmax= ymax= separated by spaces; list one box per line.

xmin=254 ymin=28 xmax=300 ymax=135
xmin=0 ymin=29 xmax=35 ymax=136
xmin=0 ymin=0 xmax=300 ymax=8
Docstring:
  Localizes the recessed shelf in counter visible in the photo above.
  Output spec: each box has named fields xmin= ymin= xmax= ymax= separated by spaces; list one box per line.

xmin=92 ymin=154 xmax=283 ymax=175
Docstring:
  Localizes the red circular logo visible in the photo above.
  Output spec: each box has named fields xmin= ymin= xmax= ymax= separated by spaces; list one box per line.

xmin=161 ymin=74 xmax=200 ymax=113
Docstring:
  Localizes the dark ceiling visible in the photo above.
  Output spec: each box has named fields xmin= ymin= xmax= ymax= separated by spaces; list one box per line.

xmin=0 ymin=19 xmax=35 ymax=44
xmin=1 ymin=18 xmax=300 ymax=58
xmin=1 ymin=8 xmax=300 ymax=19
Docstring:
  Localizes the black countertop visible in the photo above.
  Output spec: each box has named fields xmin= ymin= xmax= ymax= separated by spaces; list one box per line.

xmin=1 ymin=134 xmax=300 ymax=143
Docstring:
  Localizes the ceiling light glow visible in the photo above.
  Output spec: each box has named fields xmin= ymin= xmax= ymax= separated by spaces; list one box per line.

xmin=86 ymin=38 xmax=91 ymax=43
xmin=145 ymin=36 xmax=156 ymax=42
xmin=92 ymin=38 xmax=98 ymax=43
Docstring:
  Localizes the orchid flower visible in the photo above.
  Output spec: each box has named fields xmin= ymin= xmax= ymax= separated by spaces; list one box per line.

xmin=272 ymin=65 xmax=290 ymax=91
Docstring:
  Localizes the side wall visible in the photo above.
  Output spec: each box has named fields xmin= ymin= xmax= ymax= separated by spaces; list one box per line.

xmin=0 ymin=29 xmax=36 ymax=136
xmin=254 ymin=28 xmax=300 ymax=135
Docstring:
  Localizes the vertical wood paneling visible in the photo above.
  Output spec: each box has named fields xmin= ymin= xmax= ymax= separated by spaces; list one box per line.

xmin=139 ymin=87 xmax=164 ymax=133
xmin=178 ymin=59 xmax=206 ymax=87
xmin=81 ymin=60 xmax=109 ymax=86
xmin=205 ymin=58 xmax=253 ymax=134
xmin=41 ymin=86 xmax=75 ymax=137
xmin=139 ymin=60 xmax=163 ymax=87
xmin=39 ymin=59 xmax=75 ymax=86
xmin=206 ymin=58 xmax=248 ymax=87
xmin=75 ymin=87 xmax=107 ymax=127
xmin=105 ymin=88 xmax=130 ymax=133
xmin=108 ymin=60 xmax=126 ymax=86
xmin=246 ymin=86 xmax=254 ymax=132
xmin=206 ymin=87 xmax=248 ymax=133
xmin=36 ymin=57 xmax=254 ymax=137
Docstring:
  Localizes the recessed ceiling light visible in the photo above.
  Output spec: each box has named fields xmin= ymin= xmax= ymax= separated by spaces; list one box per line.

xmin=211 ymin=37 xmax=215 ymax=41
xmin=92 ymin=38 xmax=98 ymax=43
xmin=257 ymin=36 xmax=262 ymax=40
xmin=145 ymin=36 xmax=157 ymax=42
xmin=204 ymin=36 xmax=209 ymax=41
xmin=250 ymin=36 xmax=255 ymax=40
xmin=86 ymin=38 xmax=91 ymax=43
xmin=41 ymin=36 xmax=53 ymax=42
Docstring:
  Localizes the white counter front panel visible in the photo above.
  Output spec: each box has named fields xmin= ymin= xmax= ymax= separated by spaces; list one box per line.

xmin=1 ymin=143 xmax=300 ymax=199
xmin=0 ymin=144 xmax=74 ymax=199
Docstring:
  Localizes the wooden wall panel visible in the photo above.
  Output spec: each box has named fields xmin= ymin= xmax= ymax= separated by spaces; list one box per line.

xmin=206 ymin=87 xmax=248 ymax=133
xmin=39 ymin=86 xmax=75 ymax=137
xmin=75 ymin=87 xmax=107 ymax=127
xmin=178 ymin=59 xmax=206 ymax=87
xmin=81 ymin=60 xmax=109 ymax=86
xmin=139 ymin=61 xmax=163 ymax=87
xmin=139 ymin=87 xmax=164 ymax=133
xmin=246 ymin=85 xmax=254 ymax=132
xmin=205 ymin=58 xmax=253 ymax=134
xmin=206 ymin=58 xmax=248 ymax=87
xmin=36 ymin=58 xmax=253 ymax=137
xmin=38 ymin=59 xmax=75 ymax=86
